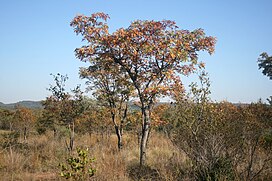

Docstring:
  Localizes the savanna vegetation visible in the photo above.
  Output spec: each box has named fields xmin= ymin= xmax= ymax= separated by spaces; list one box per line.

xmin=0 ymin=12 xmax=271 ymax=181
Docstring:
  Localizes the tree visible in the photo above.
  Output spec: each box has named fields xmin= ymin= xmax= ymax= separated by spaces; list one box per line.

xmin=0 ymin=109 xmax=14 ymax=131
xmin=80 ymin=61 xmax=132 ymax=150
xmin=40 ymin=73 xmax=69 ymax=136
xmin=13 ymin=106 xmax=35 ymax=141
xmin=258 ymin=52 xmax=272 ymax=80
xmin=257 ymin=52 xmax=272 ymax=105
xmin=71 ymin=12 xmax=216 ymax=166
xmin=43 ymin=73 xmax=86 ymax=152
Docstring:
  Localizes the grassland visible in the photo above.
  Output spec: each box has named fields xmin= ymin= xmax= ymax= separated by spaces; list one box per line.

xmin=0 ymin=131 xmax=186 ymax=181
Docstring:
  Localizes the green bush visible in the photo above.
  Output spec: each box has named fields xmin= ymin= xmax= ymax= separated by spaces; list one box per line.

xmin=59 ymin=147 xmax=96 ymax=180
xmin=0 ymin=131 xmax=20 ymax=149
xmin=195 ymin=157 xmax=235 ymax=181
xmin=261 ymin=129 xmax=272 ymax=149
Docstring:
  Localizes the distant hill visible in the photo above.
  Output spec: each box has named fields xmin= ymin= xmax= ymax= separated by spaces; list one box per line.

xmin=0 ymin=101 xmax=43 ymax=110
xmin=0 ymin=100 xmax=169 ymax=111
xmin=0 ymin=100 xmax=249 ymax=110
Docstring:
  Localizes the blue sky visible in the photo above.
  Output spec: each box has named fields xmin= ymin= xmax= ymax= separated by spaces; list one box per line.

xmin=0 ymin=0 xmax=271 ymax=103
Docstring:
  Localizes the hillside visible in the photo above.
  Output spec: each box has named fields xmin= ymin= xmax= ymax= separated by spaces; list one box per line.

xmin=0 ymin=101 xmax=43 ymax=110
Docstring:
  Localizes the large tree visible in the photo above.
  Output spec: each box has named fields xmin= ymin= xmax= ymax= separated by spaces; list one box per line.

xmin=258 ymin=52 xmax=272 ymax=105
xmin=71 ymin=12 xmax=216 ymax=166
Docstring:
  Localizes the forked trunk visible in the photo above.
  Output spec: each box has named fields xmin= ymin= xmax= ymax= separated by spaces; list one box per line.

xmin=140 ymin=108 xmax=151 ymax=166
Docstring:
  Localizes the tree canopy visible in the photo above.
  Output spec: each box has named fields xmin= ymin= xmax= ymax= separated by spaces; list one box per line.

xmin=258 ymin=52 xmax=272 ymax=80
xmin=71 ymin=12 xmax=216 ymax=106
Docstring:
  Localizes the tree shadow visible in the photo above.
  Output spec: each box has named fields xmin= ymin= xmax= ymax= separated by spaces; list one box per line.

xmin=127 ymin=163 xmax=162 ymax=181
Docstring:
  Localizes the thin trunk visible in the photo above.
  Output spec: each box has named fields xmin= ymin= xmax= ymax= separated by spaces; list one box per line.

xmin=246 ymin=137 xmax=259 ymax=181
xmin=115 ymin=125 xmax=122 ymax=150
xmin=53 ymin=128 xmax=56 ymax=138
xmin=10 ymin=146 xmax=14 ymax=175
xmin=140 ymin=108 xmax=151 ymax=166
xmin=111 ymin=111 xmax=123 ymax=150
xmin=23 ymin=127 xmax=27 ymax=141
xmin=116 ymin=102 xmax=128 ymax=150
xmin=9 ymin=122 xmax=13 ymax=131
xmin=69 ymin=122 xmax=75 ymax=152
xmin=120 ymin=103 xmax=128 ymax=137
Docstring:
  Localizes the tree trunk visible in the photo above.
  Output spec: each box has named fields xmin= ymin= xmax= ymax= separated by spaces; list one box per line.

xmin=23 ymin=127 xmax=27 ymax=141
xmin=9 ymin=122 xmax=13 ymax=131
xmin=69 ymin=122 xmax=75 ymax=152
xmin=115 ymin=103 xmax=127 ymax=151
xmin=53 ymin=128 xmax=56 ymax=138
xmin=140 ymin=108 xmax=151 ymax=166
xmin=120 ymin=103 xmax=128 ymax=137
xmin=115 ymin=125 xmax=123 ymax=150
xmin=111 ymin=111 xmax=123 ymax=150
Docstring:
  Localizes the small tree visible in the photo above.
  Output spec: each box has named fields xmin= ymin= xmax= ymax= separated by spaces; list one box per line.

xmin=80 ymin=61 xmax=132 ymax=150
xmin=13 ymin=106 xmax=35 ymax=141
xmin=0 ymin=109 xmax=14 ymax=131
xmin=43 ymin=73 xmax=86 ymax=152
xmin=71 ymin=12 xmax=216 ymax=165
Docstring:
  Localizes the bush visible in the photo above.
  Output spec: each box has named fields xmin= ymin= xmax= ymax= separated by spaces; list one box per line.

xmin=195 ymin=157 xmax=235 ymax=181
xmin=0 ymin=131 xmax=20 ymax=149
xmin=59 ymin=147 xmax=96 ymax=180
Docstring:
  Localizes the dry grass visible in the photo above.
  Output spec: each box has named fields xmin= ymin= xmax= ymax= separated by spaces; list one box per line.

xmin=0 ymin=131 xmax=185 ymax=181
xmin=1 ymin=130 xmax=270 ymax=180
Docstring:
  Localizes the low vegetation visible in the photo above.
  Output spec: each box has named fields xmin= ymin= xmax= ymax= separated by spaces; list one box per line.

xmin=0 ymin=97 xmax=271 ymax=180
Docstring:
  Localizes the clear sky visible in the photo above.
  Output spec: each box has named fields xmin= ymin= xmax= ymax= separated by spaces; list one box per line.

xmin=0 ymin=0 xmax=271 ymax=104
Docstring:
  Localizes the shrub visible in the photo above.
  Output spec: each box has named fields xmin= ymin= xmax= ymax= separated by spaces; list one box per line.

xmin=195 ymin=157 xmax=235 ymax=181
xmin=59 ymin=147 xmax=96 ymax=180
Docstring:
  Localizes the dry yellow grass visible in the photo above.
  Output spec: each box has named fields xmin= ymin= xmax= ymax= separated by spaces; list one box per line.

xmin=0 ymin=131 xmax=185 ymax=181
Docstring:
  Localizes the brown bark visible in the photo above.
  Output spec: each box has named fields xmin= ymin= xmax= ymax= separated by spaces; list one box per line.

xmin=23 ymin=127 xmax=27 ymax=141
xmin=115 ymin=125 xmax=123 ymax=150
xmin=69 ymin=122 xmax=75 ymax=152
